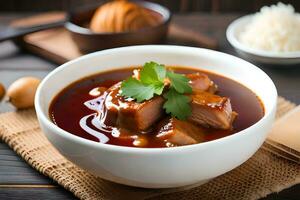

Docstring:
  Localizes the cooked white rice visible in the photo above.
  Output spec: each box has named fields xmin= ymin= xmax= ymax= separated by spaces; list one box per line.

xmin=239 ymin=2 xmax=300 ymax=52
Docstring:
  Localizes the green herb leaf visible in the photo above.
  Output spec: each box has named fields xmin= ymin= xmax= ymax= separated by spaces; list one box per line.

xmin=121 ymin=77 xmax=155 ymax=102
xmin=140 ymin=62 xmax=166 ymax=84
xmin=163 ymin=88 xmax=192 ymax=120
xmin=153 ymin=82 xmax=165 ymax=95
xmin=166 ymin=71 xmax=192 ymax=94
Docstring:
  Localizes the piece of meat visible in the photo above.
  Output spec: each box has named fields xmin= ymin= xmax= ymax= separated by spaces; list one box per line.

xmin=189 ymin=92 xmax=235 ymax=130
xmin=103 ymin=82 xmax=165 ymax=131
xmin=156 ymin=118 xmax=205 ymax=146
xmin=186 ymin=73 xmax=218 ymax=94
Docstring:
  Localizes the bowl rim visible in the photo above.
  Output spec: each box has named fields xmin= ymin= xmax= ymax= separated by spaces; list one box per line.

xmin=35 ymin=45 xmax=277 ymax=153
xmin=65 ymin=0 xmax=171 ymax=36
xmin=226 ymin=14 xmax=300 ymax=59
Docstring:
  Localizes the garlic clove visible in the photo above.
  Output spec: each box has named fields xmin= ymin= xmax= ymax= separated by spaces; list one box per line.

xmin=7 ymin=77 xmax=41 ymax=109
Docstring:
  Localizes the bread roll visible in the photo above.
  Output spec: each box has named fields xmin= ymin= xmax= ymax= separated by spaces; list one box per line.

xmin=90 ymin=0 xmax=159 ymax=33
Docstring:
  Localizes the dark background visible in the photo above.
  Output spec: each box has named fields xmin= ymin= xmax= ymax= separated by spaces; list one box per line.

xmin=1 ymin=0 xmax=300 ymax=13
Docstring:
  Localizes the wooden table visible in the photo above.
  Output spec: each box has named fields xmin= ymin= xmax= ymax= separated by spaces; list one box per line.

xmin=0 ymin=13 xmax=300 ymax=200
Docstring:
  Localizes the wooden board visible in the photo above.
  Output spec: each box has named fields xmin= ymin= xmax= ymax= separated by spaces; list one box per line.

xmin=19 ymin=28 xmax=82 ymax=64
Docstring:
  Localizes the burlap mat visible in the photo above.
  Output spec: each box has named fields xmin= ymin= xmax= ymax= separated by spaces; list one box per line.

xmin=0 ymin=97 xmax=299 ymax=200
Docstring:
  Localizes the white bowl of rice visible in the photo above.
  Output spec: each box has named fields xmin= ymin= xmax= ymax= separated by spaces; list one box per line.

xmin=226 ymin=2 xmax=300 ymax=65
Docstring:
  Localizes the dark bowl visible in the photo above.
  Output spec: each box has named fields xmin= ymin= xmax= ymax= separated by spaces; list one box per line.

xmin=65 ymin=1 xmax=171 ymax=53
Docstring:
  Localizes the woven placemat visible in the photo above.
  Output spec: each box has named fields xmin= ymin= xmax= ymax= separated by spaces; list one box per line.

xmin=0 ymin=97 xmax=299 ymax=200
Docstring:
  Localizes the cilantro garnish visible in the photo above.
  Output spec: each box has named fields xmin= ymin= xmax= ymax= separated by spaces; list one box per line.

xmin=166 ymin=71 xmax=193 ymax=94
xmin=140 ymin=62 xmax=166 ymax=84
xmin=163 ymin=87 xmax=192 ymax=120
xmin=120 ymin=62 xmax=192 ymax=120
xmin=121 ymin=77 xmax=156 ymax=102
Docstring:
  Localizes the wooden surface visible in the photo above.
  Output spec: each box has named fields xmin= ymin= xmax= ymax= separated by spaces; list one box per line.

xmin=20 ymin=28 xmax=82 ymax=64
xmin=0 ymin=13 xmax=300 ymax=200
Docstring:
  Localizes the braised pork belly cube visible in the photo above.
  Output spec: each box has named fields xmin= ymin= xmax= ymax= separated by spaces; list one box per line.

xmin=189 ymin=92 xmax=235 ymax=130
xmin=186 ymin=73 xmax=218 ymax=94
xmin=117 ymin=96 xmax=165 ymax=131
xmin=103 ymin=83 xmax=165 ymax=131
xmin=156 ymin=118 xmax=205 ymax=146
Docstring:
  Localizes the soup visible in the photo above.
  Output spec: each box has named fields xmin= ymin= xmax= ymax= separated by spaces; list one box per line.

xmin=49 ymin=64 xmax=264 ymax=148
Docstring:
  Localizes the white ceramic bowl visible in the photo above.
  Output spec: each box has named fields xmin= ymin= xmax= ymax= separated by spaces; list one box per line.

xmin=226 ymin=15 xmax=300 ymax=65
xmin=35 ymin=45 xmax=277 ymax=188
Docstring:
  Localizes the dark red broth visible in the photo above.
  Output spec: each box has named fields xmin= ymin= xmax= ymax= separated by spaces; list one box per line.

xmin=49 ymin=67 xmax=264 ymax=148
